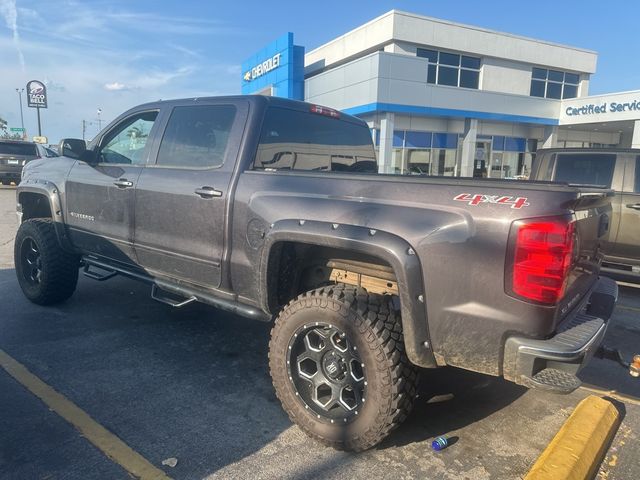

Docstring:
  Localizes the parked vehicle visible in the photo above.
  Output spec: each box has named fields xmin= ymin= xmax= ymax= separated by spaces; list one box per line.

xmin=531 ymin=148 xmax=640 ymax=283
xmin=14 ymin=96 xmax=617 ymax=451
xmin=0 ymin=140 xmax=57 ymax=185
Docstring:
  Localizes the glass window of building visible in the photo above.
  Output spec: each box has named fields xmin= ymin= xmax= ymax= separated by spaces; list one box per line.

xmin=530 ymin=68 xmax=580 ymax=99
xmin=417 ymin=48 xmax=480 ymax=89
xmin=635 ymin=156 xmax=640 ymax=193
xmin=377 ymin=129 xmax=458 ymax=176
xmin=487 ymin=136 xmax=531 ymax=179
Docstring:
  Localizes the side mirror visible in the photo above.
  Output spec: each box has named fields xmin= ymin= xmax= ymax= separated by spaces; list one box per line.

xmin=58 ymin=138 xmax=87 ymax=160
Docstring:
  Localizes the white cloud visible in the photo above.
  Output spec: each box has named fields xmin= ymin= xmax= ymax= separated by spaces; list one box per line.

xmin=104 ymin=82 xmax=128 ymax=91
xmin=0 ymin=0 xmax=25 ymax=69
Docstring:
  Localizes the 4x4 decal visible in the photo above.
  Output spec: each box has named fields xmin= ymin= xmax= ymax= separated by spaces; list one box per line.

xmin=454 ymin=193 xmax=530 ymax=209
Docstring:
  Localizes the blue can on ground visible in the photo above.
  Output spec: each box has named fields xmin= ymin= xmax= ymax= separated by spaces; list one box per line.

xmin=431 ymin=436 xmax=448 ymax=451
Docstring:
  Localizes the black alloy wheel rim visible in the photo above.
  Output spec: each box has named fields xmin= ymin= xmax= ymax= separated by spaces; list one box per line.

xmin=287 ymin=322 xmax=366 ymax=423
xmin=21 ymin=238 xmax=43 ymax=286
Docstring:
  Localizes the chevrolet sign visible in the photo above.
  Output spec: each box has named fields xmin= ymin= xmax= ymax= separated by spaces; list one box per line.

xmin=244 ymin=53 xmax=282 ymax=82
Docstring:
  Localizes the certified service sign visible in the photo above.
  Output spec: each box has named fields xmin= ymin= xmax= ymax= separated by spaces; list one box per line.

xmin=26 ymin=80 xmax=48 ymax=108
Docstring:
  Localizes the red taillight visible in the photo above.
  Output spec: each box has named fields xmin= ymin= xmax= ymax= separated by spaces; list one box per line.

xmin=310 ymin=105 xmax=340 ymax=118
xmin=510 ymin=219 xmax=576 ymax=305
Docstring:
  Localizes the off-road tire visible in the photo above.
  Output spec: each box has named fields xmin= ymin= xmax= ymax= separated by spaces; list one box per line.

xmin=14 ymin=219 xmax=80 ymax=305
xmin=269 ymin=284 xmax=418 ymax=451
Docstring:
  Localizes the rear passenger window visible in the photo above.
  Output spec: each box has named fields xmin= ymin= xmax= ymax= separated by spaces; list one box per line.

xmin=554 ymin=153 xmax=616 ymax=187
xmin=635 ymin=157 xmax=640 ymax=193
xmin=254 ymin=108 xmax=377 ymax=173
xmin=156 ymin=105 xmax=236 ymax=168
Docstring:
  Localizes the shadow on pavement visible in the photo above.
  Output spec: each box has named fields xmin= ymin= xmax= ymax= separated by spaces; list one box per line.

xmin=0 ymin=266 xmax=607 ymax=479
xmin=579 ymin=285 xmax=640 ymax=399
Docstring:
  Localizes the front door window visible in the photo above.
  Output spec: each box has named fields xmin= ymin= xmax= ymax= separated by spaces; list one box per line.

xmin=99 ymin=112 xmax=158 ymax=165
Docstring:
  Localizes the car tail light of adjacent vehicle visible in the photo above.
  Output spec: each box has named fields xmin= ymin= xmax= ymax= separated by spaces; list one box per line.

xmin=507 ymin=217 xmax=576 ymax=305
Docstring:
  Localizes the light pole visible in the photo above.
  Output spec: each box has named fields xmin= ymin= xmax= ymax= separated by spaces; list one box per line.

xmin=97 ymin=108 xmax=102 ymax=132
xmin=15 ymin=88 xmax=25 ymax=138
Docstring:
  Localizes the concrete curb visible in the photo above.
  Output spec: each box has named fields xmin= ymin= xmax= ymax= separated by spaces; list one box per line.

xmin=525 ymin=395 xmax=621 ymax=480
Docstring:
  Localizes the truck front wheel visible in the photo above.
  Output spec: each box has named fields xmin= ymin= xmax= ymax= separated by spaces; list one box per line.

xmin=269 ymin=284 xmax=418 ymax=451
xmin=14 ymin=219 xmax=80 ymax=305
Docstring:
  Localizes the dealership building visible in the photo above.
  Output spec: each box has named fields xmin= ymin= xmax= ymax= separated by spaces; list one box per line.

xmin=241 ymin=10 xmax=640 ymax=177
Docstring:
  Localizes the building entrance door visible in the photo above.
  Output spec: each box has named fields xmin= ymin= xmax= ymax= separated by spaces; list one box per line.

xmin=473 ymin=141 xmax=490 ymax=178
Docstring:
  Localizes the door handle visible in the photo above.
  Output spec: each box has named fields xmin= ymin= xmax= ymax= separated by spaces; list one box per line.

xmin=113 ymin=179 xmax=133 ymax=189
xmin=626 ymin=203 xmax=640 ymax=210
xmin=195 ymin=186 xmax=222 ymax=198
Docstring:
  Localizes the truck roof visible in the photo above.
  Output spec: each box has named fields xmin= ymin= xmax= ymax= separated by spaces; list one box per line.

xmin=129 ymin=95 xmax=366 ymax=125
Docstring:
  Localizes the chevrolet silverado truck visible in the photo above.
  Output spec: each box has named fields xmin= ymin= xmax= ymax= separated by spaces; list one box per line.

xmin=531 ymin=148 xmax=640 ymax=283
xmin=14 ymin=96 xmax=617 ymax=451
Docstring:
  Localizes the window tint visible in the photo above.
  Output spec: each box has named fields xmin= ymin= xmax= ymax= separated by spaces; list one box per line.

xmin=427 ymin=64 xmax=437 ymax=83
xmin=156 ymin=105 xmax=236 ymax=168
xmin=419 ymin=48 xmax=480 ymax=89
xmin=530 ymin=80 xmax=545 ymax=97
xmin=546 ymin=82 xmax=562 ymax=99
xmin=635 ymin=157 xmax=640 ymax=193
xmin=0 ymin=142 xmax=37 ymax=156
xmin=439 ymin=52 xmax=460 ymax=66
xmin=460 ymin=69 xmax=479 ymax=89
xmin=530 ymin=68 xmax=579 ymax=99
xmin=416 ymin=48 xmax=438 ymax=63
xmin=532 ymin=68 xmax=547 ymax=80
xmin=565 ymin=73 xmax=580 ymax=84
xmin=438 ymin=66 xmax=458 ymax=86
xmin=254 ymin=108 xmax=376 ymax=174
xmin=461 ymin=55 xmax=481 ymax=69
xmin=562 ymin=84 xmax=578 ymax=99
xmin=100 ymin=111 xmax=157 ymax=165
xmin=548 ymin=70 xmax=564 ymax=82
xmin=554 ymin=154 xmax=616 ymax=187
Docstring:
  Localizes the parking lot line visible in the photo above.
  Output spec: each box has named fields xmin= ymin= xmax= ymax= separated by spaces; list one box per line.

xmin=0 ymin=348 xmax=172 ymax=480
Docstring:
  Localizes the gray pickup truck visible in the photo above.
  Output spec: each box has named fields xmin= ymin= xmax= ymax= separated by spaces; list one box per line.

xmin=14 ymin=96 xmax=617 ymax=451
xmin=532 ymin=148 xmax=640 ymax=283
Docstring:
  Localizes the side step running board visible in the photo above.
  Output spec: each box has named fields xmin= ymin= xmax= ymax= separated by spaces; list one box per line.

xmin=83 ymin=263 xmax=118 ymax=281
xmin=151 ymin=284 xmax=197 ymax=308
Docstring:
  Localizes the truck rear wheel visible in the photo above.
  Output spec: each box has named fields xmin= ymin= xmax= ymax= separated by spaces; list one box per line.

xmin=15 ymin=219 xmax=80 ymax=305
xmin=269 ymin=284 xmax=418 ymax=451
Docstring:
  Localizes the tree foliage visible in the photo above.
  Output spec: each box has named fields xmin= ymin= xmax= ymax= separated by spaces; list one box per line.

xmin=0 ymin=116 xmax=24 ymax=140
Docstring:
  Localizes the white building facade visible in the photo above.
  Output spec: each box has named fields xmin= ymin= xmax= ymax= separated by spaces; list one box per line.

xmin=242 ymin=10 xmax=640 ymax=178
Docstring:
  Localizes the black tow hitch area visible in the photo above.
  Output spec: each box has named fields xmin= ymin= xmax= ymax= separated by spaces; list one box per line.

xmin=595 ymin=345 xmax=640 ymax=378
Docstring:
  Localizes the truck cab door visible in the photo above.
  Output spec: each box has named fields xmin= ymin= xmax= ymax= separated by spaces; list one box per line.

xmin=64 ymin=110 xmax=160 ymax=265
xmin=610 ymin=155 xmax=640 ymax=267
xmin=133 ymin=100 xmax=248 ymax=289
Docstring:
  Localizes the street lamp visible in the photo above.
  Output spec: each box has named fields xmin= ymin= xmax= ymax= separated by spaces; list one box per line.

xmin=15 ymin=88 xmax=25 ymax=138
xmin=97 ymin=108 xmax=102 ymax=132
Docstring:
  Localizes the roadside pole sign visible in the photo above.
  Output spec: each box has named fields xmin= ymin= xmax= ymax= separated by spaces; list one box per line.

xmin=26 ymin=80 xmax=47 ymax=137
xmin=26 ymin=80 xmax=47 ymax=108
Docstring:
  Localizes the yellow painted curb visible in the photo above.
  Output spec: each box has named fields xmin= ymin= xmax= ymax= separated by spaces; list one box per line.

xmin=525 ymin=395 xmax=621 ymax=480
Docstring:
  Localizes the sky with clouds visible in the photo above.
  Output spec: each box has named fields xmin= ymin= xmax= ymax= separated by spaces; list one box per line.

xmin=1 ymin=0 xmax=639 ymax=143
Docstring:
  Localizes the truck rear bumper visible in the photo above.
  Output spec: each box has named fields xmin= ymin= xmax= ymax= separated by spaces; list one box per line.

xmin=503 ymin=276 xmax=618 ymax=393
xmin=0 ymin=166 xmax=22 ymax=181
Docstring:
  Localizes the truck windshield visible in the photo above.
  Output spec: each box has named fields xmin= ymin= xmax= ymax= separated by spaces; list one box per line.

xmin=255 ymin=107 xmax=377 ymax=173
xmin=554 ymin=153 xmax=616 ymax=187
xmin=0 ymin=142 xmax=38 ymax=157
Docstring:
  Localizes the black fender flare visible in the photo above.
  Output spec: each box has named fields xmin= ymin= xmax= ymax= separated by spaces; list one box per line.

xmin=16 ymin=181 xmax=75 ymax=253
xmin=260 ymin=219 xmax=437 ymax=368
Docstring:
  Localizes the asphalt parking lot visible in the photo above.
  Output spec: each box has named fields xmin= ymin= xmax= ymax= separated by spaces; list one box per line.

xmin=0 ymin=184 xmax=638 ymax=480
